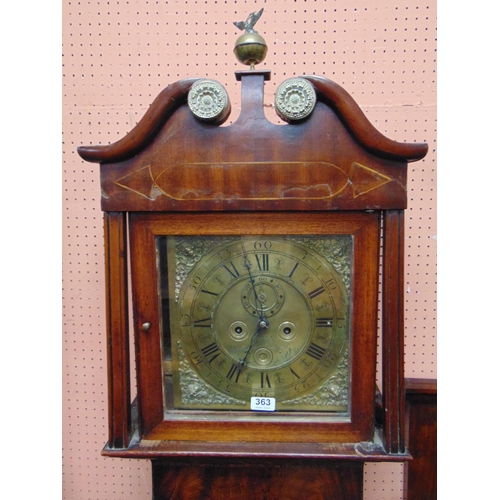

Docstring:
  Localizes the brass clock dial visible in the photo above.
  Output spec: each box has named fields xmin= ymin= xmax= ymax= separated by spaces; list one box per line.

xmin=166 ymin=235 xmax=351 ymax=413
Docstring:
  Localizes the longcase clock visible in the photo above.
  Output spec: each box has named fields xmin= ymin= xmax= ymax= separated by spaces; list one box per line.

xmin=78 ymin=12 xmax=427 ymax=499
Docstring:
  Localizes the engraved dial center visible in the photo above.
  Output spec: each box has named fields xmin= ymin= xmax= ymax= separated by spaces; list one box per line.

xmin=241 ymin=276 xmax=285 ymax=317
xmin=214 ymin=274 xmax=313 ymax=371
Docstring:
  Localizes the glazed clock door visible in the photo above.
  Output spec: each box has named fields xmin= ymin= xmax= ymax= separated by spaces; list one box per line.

xmin=166 ymin=234 xmax=350 ymax=412
xmin=129 ymin=211 xmax=380 ymax=444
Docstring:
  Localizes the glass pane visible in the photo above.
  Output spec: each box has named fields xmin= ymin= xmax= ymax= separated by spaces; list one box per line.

xmin=157 ymin=235 xmax=353 ymax=415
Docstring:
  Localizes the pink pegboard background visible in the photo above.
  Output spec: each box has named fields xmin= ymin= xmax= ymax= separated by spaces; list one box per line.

xmin=62 ymin=1 xmax=436 ymax=498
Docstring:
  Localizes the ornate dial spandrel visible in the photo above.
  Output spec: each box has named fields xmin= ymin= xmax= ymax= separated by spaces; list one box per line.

xmin=282 ymin=235 xmax=352 ymax=293
xmin=162 ymin=234 xmax=353 ymax=413
xmin=176 ymin=342 xmax=246 ymax=406
xmin=282 ymin=346 xmax=349 ymax=407
xmin=171 ymin=235 xmax=241 ymax=301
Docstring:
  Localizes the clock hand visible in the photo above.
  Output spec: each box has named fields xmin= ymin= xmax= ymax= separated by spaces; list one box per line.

xmin=239 ymin=316 xmax=269 ymax=367
xmin=241 ymin=243 xmax=266 ymax=321
xmin=239 ymin=243 xmax=270 ymax=367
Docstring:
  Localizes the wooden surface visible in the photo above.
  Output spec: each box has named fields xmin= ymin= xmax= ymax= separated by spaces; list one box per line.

xmin=77 ymin=72 xmax=427 ymax=213
xmin=152 ymin=458 xmax=365 ymax=500
xmin=102 ymin=438 xmax=410 ymax=462
xmin=77 ymin=70 xmax=428 ymax=454
xmin=128 ymin=211 xmax=380 ymax=444
xmin=77 ymin=73 xmax=427 ymax=165
xmin=76 ymin=63 xmax=428 ymax=500
xmin=103 ymin=212 xmax=131 ymax=449
xmin=404 ymin=378 xmax=437 ymax=500
xmin=382 ymin=210 xmax=406 ymax=453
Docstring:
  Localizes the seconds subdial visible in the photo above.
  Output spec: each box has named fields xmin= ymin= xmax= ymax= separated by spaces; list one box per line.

xmin=241 ymin=276 xmax=285 ymax=318
xmin=214 ymin=273 xmax=313 ymax=371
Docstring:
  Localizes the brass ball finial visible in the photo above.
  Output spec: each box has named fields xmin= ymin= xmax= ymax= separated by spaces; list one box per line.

xmin=233 ymin=8 xmax=267 ymax=69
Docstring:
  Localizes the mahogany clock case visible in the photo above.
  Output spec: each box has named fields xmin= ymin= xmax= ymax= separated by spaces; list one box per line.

xmin=129 ymin=210 xmax=380 ymax=444
xmin=78 ymin=70 xmax=427 ymax=459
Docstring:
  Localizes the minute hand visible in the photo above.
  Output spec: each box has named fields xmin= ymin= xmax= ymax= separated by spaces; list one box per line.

xmin=239 ymin=243 xmax=269 ymax=367
xmin=239 ymin=317 xmax=269 ymax=367
xmin=241 ymin=243 xmax=266 ymax=320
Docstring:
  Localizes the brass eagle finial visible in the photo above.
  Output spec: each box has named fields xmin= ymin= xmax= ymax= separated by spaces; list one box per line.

xmin=233 ymin=8 xmax=264 ymax=34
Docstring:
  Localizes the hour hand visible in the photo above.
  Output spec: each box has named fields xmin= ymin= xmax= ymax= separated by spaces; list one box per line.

xmin=239 ymin=316 xmax=269 ymax=367
xmin=241 ymin=244 xmax=266 ymax=318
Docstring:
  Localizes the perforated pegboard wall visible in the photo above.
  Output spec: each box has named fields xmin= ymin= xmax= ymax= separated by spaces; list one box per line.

xmin=62 ymin=1 xmax=436 ymax=498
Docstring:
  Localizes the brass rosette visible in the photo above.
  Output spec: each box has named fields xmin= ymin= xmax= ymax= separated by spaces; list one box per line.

xmin=188 ymin=79 xmax=231 ymax=125
xmin=275 ymin=77 xmax=317 ymax=122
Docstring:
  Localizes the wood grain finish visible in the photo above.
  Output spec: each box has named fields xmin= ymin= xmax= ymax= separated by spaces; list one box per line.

xmin=307 ymin=76 xmax=427 ymax=162
xmin=103 ymin=212 xmax=131 ymax=448
xmin=404 ymin=378 xmax=437 ymax=500
xmin=102 ymin=438 xmax=410 ymax=461
xmin=128 ymin=211 xmax=380 ymax=443
xmin=77 ymin=73 xmax=426 ymax=165
xmin=152 ymin=458 xmax=364 ymax=500
xmin=382 ymin=210 xmax=406 ymax=453
xmin=77 ymin=69 xmax=428 ymax=482
xmin=77 ymin=72 xmax=427 ymax=212
xmin=77 ymin=78 xmax=200 ymax=164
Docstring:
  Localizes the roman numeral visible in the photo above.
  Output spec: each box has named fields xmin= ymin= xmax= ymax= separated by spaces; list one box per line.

xmin=325 ymin=278 xmax=338 ymax=290
xmin=255 ymin=254 xmax=269 ymax=271
xmin=308 ymin=286 xmax=325 ymax=299
xmin=316 ymin=318 xmax=333 ymax=327
xmin=305 ymin=343 xmax=327 ymax=361
xmin=226 ymin=363 xmax=242 ymax=383
xmin=193 ymin=317 xmax=212 ymax=328
xmin=223 ymin=261 xmax=240 ymax=279
xmin=260 ymin=372 xmax=272 ymax=388
xmin=288 ymin=262 xmax=299 ymax=278
xmin=290 ymin=367 xmax=301 ymax=380
xmin=201 ymin=342 xmax=221 ymax=363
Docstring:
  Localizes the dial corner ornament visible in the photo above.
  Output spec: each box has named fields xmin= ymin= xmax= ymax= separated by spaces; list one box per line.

xmin=167 ymin=235 xmax=351 ymax=412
